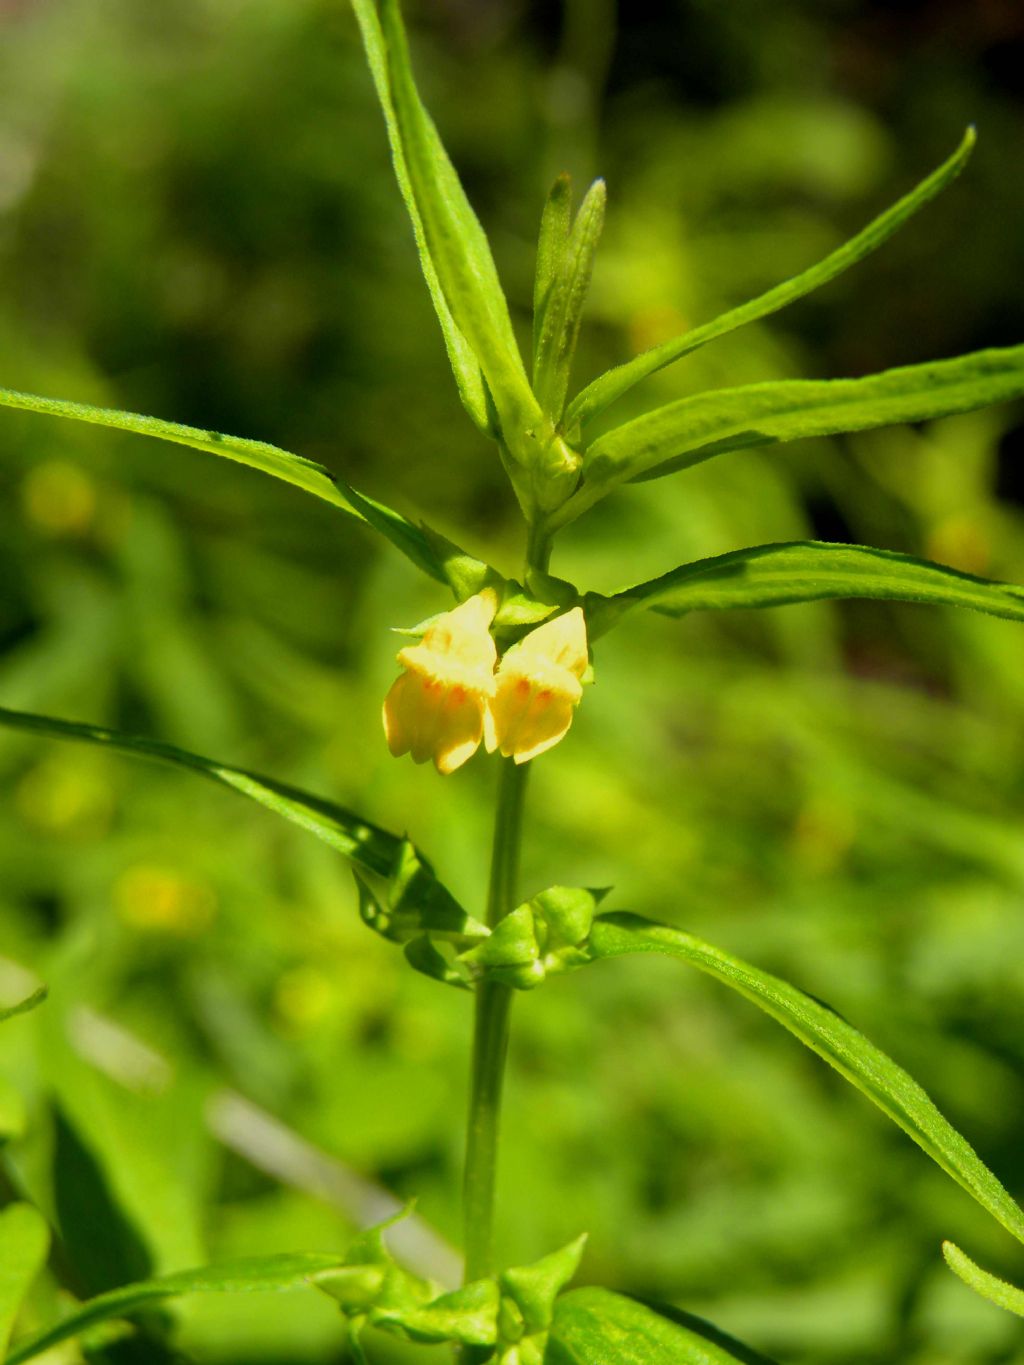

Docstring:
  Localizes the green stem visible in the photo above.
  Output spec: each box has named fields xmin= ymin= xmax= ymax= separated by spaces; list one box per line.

xmin=462 ymin=757 xmax=530 ymax=1282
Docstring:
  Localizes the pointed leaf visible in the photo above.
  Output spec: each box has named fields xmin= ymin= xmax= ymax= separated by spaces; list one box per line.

xmin=349 ymin=0 xmax=491 ymax=432
xmin=942 ymin=1242 xmax=1024 ymax=1318
xmin=0 ymin=383 xmax=474 ymax=587
xmin=361 ymin=0 xmax=546 ymax=464
xmin=583 ymin=913 xmax=1024 ymax=1248
xmin=0 ymin=1204 xmax=50 ymax=1362
xmin=565 ymin=129 xmax=976 ymax=435
xmin=584 ymin=541 xmax=1024 ymax=639
xmin=500 ymin=1234 xmax=587 ymax=1335
xmin=534 ymin=179 xmax=607 ymax=420
xmin=533 ymin=174 xmax=573 ymax=358
xmin=0 ymin=705 xmax=478 ymax=941
xmin=556 ymin=344 xmax=1024 ymax=522
xmin=549 ymin=1287 xmax=779 ymax=1365
xmin=5 ymin=1254 xmax=345 ymax=1365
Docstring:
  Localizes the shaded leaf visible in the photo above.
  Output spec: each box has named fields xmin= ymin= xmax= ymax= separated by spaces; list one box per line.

xmin=565 ymin=129 xmax=975 ymax=435
xmin=5 ymin=1254 xmax=345 ymax=1365
xmin=0 ymin=706 xmax=481 ymax=944
xmin=584 ymin=541 xmax=1024 ymax=639
xmin=583 ymin=913 xmax=1024 ymax=1247
xmin=549 ymin=1287 xmax=778 ymax=1364
xmin=0 ymin=1204 xmax=50 ymax=1362
xmin=533 ymin=174 xmax=573 ymax=360
xmin=556 ymin=345 xmax=1024 ymax=524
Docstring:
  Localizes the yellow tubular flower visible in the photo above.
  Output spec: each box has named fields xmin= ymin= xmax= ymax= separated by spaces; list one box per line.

xmin=486 ymin=607 xmax=588 ymax=765
xmin=383 ymin=593 xmax=497 ymax=775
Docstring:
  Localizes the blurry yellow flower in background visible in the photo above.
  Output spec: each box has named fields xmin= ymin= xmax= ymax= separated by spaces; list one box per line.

xmin=383 ymin=592 xmax=498 ymax=774
xmin=486 ymin=608 xmax=588 ymax=765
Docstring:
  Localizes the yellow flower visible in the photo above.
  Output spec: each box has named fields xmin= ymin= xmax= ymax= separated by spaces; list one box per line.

xmin=383 ymin=592 xmax=498 ymax=775
xmin=485 ymin=607 xmax=588 ymax=764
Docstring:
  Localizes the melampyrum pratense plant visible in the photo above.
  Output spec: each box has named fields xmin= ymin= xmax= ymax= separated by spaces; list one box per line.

xmin=2 ymin=2 xmax=1024 ymax=1361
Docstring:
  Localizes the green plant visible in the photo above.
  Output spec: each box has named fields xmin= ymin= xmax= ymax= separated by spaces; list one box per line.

xmin=2 ymin=0 xmax=1024 ymax=1360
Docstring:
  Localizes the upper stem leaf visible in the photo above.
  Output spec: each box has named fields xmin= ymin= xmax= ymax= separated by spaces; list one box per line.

xmin=564 ymin=128 xmax=976 ymax=436
xmin=583 ymin=540 xmax=1024 ymax=639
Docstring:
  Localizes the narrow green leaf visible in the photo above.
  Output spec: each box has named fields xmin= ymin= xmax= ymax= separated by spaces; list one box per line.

xmin=565 ymin=128 xmax=976 ymax=435
xmin=349 ymin=0 xmax=492 ymax=433
xmin=549 ymin=1287 xmax=779 ymax=1365
xmin=0 ymin=988 xmax=46 ymax=1027
xmin=5 ymin=1254 xmax=343 ymax=1365
xmin=584 ymin=541 xmax=1024 ymax=640
xmin=370 ymin=0 xmax=548 ymax=463
xmin=533 ymin=174 xmax=573 ymax=359
xmin=942 ymin=1242 xmax=1024 ymax=1318
xmin=557 ymin=344 xmax=1024 ymax=523
xmin=0 ymin=705 xmax=481 ymax=942
xmin=0 ymin=1204 xmax=50 ymax=1362
xmin=583 ymin=914 xmax=1024 ymax=1247
xmin=0 ymin=384 xmax=454 ymax=585
xmin=534 ymin=179 xmax=607 ymax=421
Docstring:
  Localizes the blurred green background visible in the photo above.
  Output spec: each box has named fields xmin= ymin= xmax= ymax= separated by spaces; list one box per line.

xmin=2 ymin=0 xmax=1024 ymax=1361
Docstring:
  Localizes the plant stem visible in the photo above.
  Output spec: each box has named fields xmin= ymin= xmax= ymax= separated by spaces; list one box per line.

xmin=462 ymin=756 xmax=530 ymax=1282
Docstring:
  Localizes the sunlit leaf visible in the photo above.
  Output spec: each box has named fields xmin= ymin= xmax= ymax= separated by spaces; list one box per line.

xmin=349 ymin=0 xmax=492 ymax=433
xmin=549 ymin=1287 xmax=778 ymax=1364
xmin=584 ymin=541 xmax=1024 ymax=639
xmin=565 ymin=129 xmax=975 ymax=435
xmin=362 ymin=0 xmax=547 ymax=466
xmin=533 ymin=179 xmax=607 ymax=421
xmin=582 ymin=913 xmax=1024 ymax=1247
xmin=0 ymin=384 xmax=476 ymax=587
xmin=0 ymin=1204 xmax=50 ymax=1362
xmin=942 ymin=1242 xmax=1024 ymax=1318
xmin=0 ymin=705 xmax=483 ymax=944
xmin=533 ymin=174 xmax=573 ymax=361
xmin=5 ymin=1254 xmax=345 ymax=1365
xmin=552 ymin=345 xmax=1024 ymax=524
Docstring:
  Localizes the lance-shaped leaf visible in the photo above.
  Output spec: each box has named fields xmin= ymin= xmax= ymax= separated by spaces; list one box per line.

xmin=582 ymin=913 xmax=1024 ymax=1248
xmin=942 ymin=1242 xmax=1024 ymax=1318
xmin=533 ymin=174 xmax=573 ymax=361
xmin=5 ymin=1254 xmax=346 ymax=1365
xmin=360 ymin=0 xmax=550 ymax=471
xmin=533 ymin=179 xmax=607 ymax=421
xmin=0 ymin=1205 xmax=50 ymax=1363
xmin=349 ymin=0 xmax=491 ymax=433
xmin=0 ymin=706 xmax=485 ymax=945
xmin=553 ymin=344 xmax=1024 ymax=523
xmin=0 ymin=383 xmax=490 ymax=589
xmin=584 ymin=541 xmax=1024 ymax=640
xmin=549 ymin=1287 xmax=779 ymax=1365
xmin=564 ymin=128 xmax=976 ymax=436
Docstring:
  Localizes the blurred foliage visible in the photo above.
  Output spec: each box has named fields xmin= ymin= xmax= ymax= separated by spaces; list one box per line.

xmin=1 ymin=0 xmax=1024 ymax=1362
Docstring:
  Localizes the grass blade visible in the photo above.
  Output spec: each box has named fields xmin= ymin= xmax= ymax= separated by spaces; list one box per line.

xmin=565 ymin=128 xmax=976 ymax=435
xmin=584 ymin=540 xmax=1024 ymax=638
xmin=1 ymin=1205 xmax=50 ymax=1362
